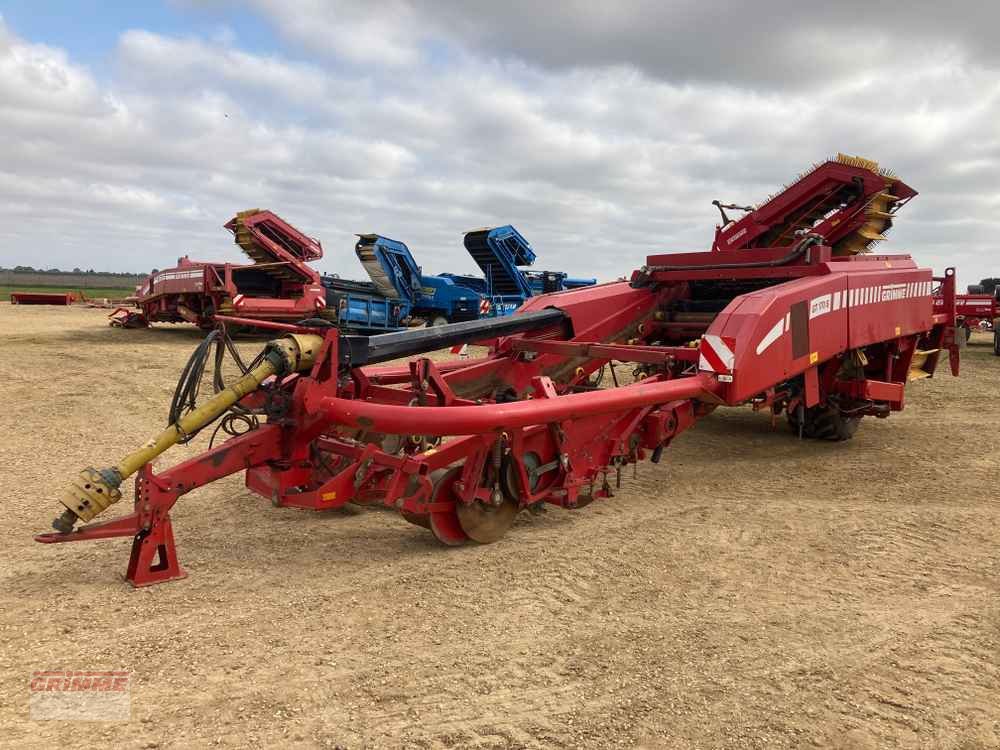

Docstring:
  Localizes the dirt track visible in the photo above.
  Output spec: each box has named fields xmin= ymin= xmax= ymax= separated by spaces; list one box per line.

xmin=1 ymin=305 xmax=998 ymax=749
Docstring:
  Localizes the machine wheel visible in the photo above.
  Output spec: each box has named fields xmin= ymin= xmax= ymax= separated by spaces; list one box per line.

xmin=424 ymin=465 xmax=520 ymax=544
xmin=427 ymin=315 xmax=449 ymax=328
xmin=788 ymin=403 xmax=861 ymax=441
xmin=994 ymin=328 xmax=1000 ymax=356
xmin=964 ymin=324 xmax=973 ymax=343
xmin=426 ymin=468 xmax=469 ymax=546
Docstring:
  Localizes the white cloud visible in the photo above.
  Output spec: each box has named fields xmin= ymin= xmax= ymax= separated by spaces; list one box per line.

xmin=0 ymin=7 xmax=999 ymax=289
xmin=247 ymin=0 xmax=426 ymax=67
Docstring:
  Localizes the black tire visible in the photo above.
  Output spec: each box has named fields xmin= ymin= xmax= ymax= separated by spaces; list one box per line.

xmin=788 ymin=403 xmax=861 ymax=441
xmin=994 ymin=329 xmax=1000 ymax=356
xmin=964 ymin=324 xmax=973 ymax=343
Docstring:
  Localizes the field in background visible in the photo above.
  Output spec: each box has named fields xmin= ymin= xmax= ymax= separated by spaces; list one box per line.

xmin=0 ymin=270 xmax=142 ymax=291
xmin=1 ymin=285 xmax=134 ymax=300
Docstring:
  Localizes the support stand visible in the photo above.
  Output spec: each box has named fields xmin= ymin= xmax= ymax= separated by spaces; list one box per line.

xmin=125 ymin=516 xmax=186 ymax=587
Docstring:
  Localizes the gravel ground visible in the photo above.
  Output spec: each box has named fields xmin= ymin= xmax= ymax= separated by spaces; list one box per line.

xmin=1 ymin=305 xmax=998 ymax=749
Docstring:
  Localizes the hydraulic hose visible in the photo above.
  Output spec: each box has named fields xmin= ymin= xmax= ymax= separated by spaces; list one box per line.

xmin=639 ymin=234 xmax=824 ymax=276
xmin=51 ymin=333 xmax=324 ymax=534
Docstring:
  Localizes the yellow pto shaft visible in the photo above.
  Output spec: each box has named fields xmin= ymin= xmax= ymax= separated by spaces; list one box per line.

xmin=52 ymin=333 xmax=324 ymax=533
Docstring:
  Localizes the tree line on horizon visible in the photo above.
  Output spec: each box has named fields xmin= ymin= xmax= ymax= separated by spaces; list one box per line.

xmin=1 ymin=265 xmax=144 ymax=278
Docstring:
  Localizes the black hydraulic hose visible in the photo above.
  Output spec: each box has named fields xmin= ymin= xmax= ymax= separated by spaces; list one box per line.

xmin=168 ymin=330 xmax=220 ymax=442
xmin=167 ymin=327 xmax=267 ymax=444
xmin=637 ymin=234 xmax=824 ymax=279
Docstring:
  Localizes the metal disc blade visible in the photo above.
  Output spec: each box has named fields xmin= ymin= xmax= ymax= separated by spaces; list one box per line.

xmin=456 ymin=499 xmax=519 ymax=544
xmin=400 ymin=510 xmax=430 ymax=529
xmin=426 ymin=467 xmax=468 ymax=546
xmin=430 ymin=510 xmax=468 ymax=546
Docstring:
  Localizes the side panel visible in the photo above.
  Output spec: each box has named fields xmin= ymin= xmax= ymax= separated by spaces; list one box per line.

xmin=845 ymin=271 xmax=934 ymax=350
xmin=709 ymin=274 xmax=848 ymax=402
xmin=955 ymin=294 xmax=998 ymax=320
xmin=514 ymin=281 xmax=650 ymax=336
xmin=140 ymin=266 xmax=210 ymax=298
xmin=706 ymin=267 xmax=935 ymax=404
xmin=414 ymin=276 xmax=483 ymax=319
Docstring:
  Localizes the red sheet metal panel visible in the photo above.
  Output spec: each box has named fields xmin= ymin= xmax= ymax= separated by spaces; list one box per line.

xmin=139 ymin=265 xmax=208 ymax=298
xmin=513 ymin=281 xmax=656 ymax=338
xmin=843 ymin=268 xmax=934 ymax=350
xmin=703 ymin=257 xmax=934 ymax=404
xmin=708 ymin=272 xmax=849 ymax=403
xmin=10 ymin=292 xmax=76 ymax=305
xmin=955 ymin=294 xmax=998 ymax=320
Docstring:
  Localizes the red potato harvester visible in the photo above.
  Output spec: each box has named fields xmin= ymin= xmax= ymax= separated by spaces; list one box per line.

xmin=38 ymin=154 xmax=962 ymax=587
xmin=952 ymin=293 xmax=1000 ymax=355
xmin=108 ymin=209 xmax=328 ymax=330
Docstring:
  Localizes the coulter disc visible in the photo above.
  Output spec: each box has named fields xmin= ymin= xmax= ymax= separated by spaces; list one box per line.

xmin=456 ymin=497 xmax=519 ymax=543
xmin=426 ymin=467 xmax=468 ymax=546
xmin=400 ymin=510 xmax=430 ymax=529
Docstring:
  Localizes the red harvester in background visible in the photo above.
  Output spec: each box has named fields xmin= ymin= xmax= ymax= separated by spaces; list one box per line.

xmin=39 ymin=154 xmax=962 ymax=587
xmin=109 ymin=210 xmax=328 ymax=329
xmin=952 ymin=292 xmax=999 ymax=355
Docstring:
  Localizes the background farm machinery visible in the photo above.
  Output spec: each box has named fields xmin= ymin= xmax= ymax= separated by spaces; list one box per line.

xmin=113 ymin=212 xmax=595 ymax=333
xmin=9 ymin=291 xmax=81 ymax=305
xmin=39 ymin=154 xmax=961 ymax=587
xmin=111 ymin=210 xmax=327 ymax=329
xmin=952 ymin=288 xmax=999 ymax=355
xmin=328 ymin=225 xmax=595 ymax=331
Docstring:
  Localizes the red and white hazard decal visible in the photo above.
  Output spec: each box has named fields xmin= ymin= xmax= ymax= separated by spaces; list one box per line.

xmin=232 ymin=294 xmax=245 ymax=308
xmin=450 ymin=343 xmax=470 ymax=356
xmin=698 ymin=334 xmax=736 ymax=374
xmin=314 ymin=296 xmax=326 ymax=308
xmin=479 ymin=298 xmax=491 ymax=315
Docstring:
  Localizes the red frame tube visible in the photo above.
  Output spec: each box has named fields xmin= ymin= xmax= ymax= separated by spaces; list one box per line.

xmin=323 ymin=373 xmax=719 ymax=435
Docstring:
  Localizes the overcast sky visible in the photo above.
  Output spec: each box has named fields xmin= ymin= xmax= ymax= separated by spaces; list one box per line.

xmin=1 ymin=1 xmax=996 ymax=286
